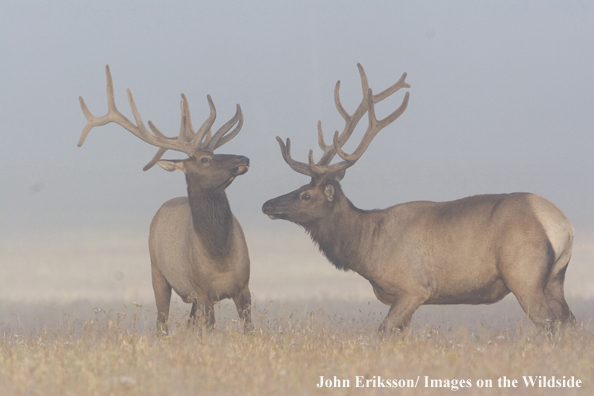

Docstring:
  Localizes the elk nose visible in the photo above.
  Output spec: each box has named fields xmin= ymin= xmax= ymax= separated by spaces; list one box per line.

xmin=237 ymin=156 xmax=250 ymax=166
xmin=262 ymin=200 xmax=280 ymax=219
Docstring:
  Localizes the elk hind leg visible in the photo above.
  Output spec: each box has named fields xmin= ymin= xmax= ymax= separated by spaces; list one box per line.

xmin=512 ymin=288 xmax=555 ymax=331
xmin=152 ymin=263 xmax=172 ymax=336
xmin=503 ymin=256 xmax=557 ymax=330
xmin=544 ymin=248 xmax=575 ymax=324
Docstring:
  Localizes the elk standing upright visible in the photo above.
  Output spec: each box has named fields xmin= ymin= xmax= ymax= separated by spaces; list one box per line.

xmin=79 ymin=66 xmax=253 ymax=335
xmin=262 ymin=64 xmax=574 ymax=332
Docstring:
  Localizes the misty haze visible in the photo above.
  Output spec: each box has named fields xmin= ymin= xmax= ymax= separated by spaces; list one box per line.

xmin=0 ymin=2 xmax=593 ymax=395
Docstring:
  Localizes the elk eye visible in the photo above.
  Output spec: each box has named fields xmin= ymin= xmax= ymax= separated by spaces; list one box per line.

xmin=200 ymin=157 xmax=211 ymax=164
xmin=301 ymin=192 xmax=311 ymax=201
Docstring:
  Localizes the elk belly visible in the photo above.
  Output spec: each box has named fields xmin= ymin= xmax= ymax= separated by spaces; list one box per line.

xmin=426 ymin=276 xmax=510 ymax=305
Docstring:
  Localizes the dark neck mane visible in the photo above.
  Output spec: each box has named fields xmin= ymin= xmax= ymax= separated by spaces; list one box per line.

xmin=187 ymin=183 xmax=234 ymax=258
xmin=303 ymin=191 xmax=369 ymax=273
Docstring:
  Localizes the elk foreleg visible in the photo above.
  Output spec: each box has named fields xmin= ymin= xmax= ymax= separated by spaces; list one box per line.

xmin=233 ymin=286 xmax=254 ymax=333
xmin=151 ymin=263 xmax=172 ymax=336
xmin=378 ymin=295 xmax=425 ymax=334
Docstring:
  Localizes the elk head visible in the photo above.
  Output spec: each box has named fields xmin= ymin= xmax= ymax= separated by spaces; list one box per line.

xmin=262 ymin=64 xmax=410 ymax=226
xmin=78 ymin=65 xmax=248 ymax=191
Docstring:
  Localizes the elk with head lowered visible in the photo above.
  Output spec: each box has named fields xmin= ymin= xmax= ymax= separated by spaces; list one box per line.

xmin=79 ymin=66 xmax=253 ymax=335
xmin=262 ymin=64 xmax=574 ymax=333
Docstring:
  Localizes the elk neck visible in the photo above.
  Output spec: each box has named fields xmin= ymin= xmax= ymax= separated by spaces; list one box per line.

xmin=304 ymin=185 xmax=377 ymax=277
xmin=186 ymin=178 xmax=234 ymax=258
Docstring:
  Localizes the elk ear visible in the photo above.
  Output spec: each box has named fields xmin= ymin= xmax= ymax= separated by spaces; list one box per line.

xmin=323 ymin=184 xmax=335 ymax=201
xmin=157 ymin=159 xmax=185 ymax=172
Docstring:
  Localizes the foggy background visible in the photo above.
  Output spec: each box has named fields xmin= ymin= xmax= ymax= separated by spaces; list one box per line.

xmin=1 ymin=2 xmax=593 ymax=313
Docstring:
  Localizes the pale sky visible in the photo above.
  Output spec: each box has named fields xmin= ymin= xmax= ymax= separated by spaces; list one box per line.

xmin=1 ymin=1 xmax=593 ymax=238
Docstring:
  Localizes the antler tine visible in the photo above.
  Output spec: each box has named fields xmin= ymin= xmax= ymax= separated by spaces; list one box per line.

xmin=192 ymin=95 xmax=216 ymax=148
xmin=314 ymin=120 xmax=338 ymax=163
xmin=142 ymin=147 xmax=168 ymax=171
xmin=314 ymin=84 xmax=345 ymax=166
xmin=213 ymin=105 xmax=243 ymax=150
xmin=78 ymin=65 xmax=198 ymax=163
xmin=335 ymin=88 xmax=410 ymax=162
xmin=180 ymin=94 xmax=196 ymax=143
xmin=79 ymin=66 xmax=247 ymax=171
xmin=276 ymin=137 xmax=315 ymax=177
xmin=308 ymin=144 xmax=353 ymax=179
xmin=311 ymin=122 xmax=347 ymax=172
xmin=141 ymin=94 xmax=195 ymax=171
xmin=77 ymin=97 xmax=98 ymax=146
xmin=333 ymin=80 xmax=350 ymax=121
xmin=204 ymin=104 xmax=243 ymax=151
xmin=356 ymin=63 xmax=371 ymax=96
xmin=140 ymin=120 xmax=179 ymax=172
xmin=335 ymin=63 xmax=371 ymax=146
xmin=143 ymin=95 xmax=201 ymax=170
xmin=375 ymin=90 xmax=410 ymax=130
xmin=127 ymin=88 xmax=162 ymax=142
xmin=78 ymin=65 xmax=142 ymax=147
xmin=276 ymin=64 xmax=410 ymax=181
xmin=317 ymin=121 xmax=333 ymax=152
xmin=316 ymin=63 xmax=371 ymax=166
xmin=372 ymin=72 xmax=410 ymax=102
xmin=131 ymin=86 xmax=202 ymax=170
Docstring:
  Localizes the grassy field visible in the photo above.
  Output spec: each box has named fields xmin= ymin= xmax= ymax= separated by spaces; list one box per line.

xmin=1 ymin=229 xmax=593 ymax=395
xmin=0 ymin=298 xmax=593 ymax=396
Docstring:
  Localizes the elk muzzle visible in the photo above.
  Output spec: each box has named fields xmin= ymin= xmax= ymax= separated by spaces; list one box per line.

xmin=262 ymin=192 xmax=295 ymax=220
xmin=262 ymin=198 xmax=281 ymax=220
xmin=231 ymin=156 xmax=250 ymax=176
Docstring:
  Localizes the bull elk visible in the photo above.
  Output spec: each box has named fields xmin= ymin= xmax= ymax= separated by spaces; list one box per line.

xmin=262 ymin=64 xmax=574 ymax=333
xmin=78 ymin=66 xmax=252 ymax=335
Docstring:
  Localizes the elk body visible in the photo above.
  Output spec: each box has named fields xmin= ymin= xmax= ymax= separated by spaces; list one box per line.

xmin=262 ymin=64 xmax=574 ymax=332
xmin=79 ymin=66 xmax=252 ymax=335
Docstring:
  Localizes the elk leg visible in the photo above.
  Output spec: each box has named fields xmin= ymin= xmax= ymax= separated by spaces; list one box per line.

xmin=512 ymin=288 xmax=557 ymax=330
xmin=504 ymin=266 xmax=556 ymax=329
xmin=544 ymin=254 xmax=575 ymax=324
xmin=545 ymin=280 xmax=575 ymax=324
xmin=501 ymin=247 xmax=557 ymax=330
xmin=151 ymin=263 xmax=172 ymax=336
xmin=378 ymin=295 xmax=425 ymax=334
xmin=233 ymin=287 xmax=254 ymax=332
xmin=205 ymin=303 xmax=215 ymax=328
xmin=188 ymin=302 xmax=198 ymax=325
xmin=189 ymin=301 xmax=215 ymax=329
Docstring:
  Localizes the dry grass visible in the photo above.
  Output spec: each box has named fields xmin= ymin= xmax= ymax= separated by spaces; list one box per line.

xmin=1 ymin=299 xmax=593 ymax=396
xmin=1 ymin=229 xmax=593 ymax=395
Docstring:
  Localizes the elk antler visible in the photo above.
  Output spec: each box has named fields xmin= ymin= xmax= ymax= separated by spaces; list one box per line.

xmin=276 ymin=64 xmax=410 ymax=181
xmin=78 ymin=65 xmax=243 ymax=170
